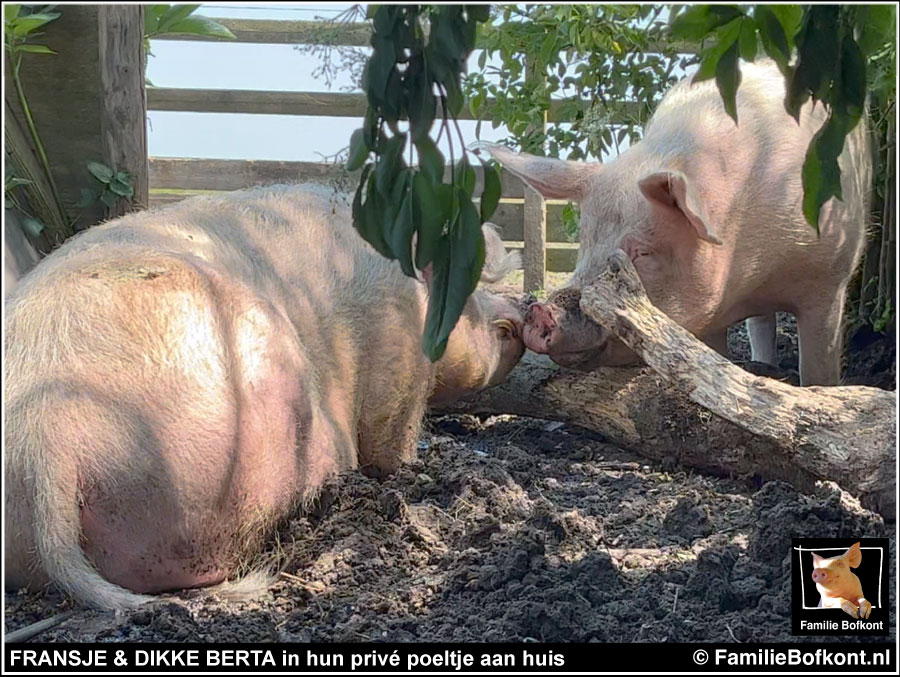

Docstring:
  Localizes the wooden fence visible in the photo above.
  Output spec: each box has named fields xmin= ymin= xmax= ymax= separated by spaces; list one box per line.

xmin=147 ymin=17 xmax=660 ymax=290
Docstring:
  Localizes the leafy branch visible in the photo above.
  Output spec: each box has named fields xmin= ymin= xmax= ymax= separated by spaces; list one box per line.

xmin=348 ymin=5 xmax=500 ymax=361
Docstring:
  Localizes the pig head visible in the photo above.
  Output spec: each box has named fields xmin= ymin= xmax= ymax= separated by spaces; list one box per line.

xmin=811 ymin=542 xmax=871 ymax=619
xmin=479 ymin=144 xmax=724 ymax=371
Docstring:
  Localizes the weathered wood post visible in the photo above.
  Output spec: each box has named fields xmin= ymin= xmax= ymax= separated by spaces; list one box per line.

xmin=98 ymin=6 xmax=149 ymax=216
xmin=522 ymin=53 xmax=548 ymax=293
xmin=5 ymin=5 xmax=148 ymax=238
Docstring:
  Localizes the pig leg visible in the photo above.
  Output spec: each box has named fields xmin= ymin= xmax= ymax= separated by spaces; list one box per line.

xmin=747 ymin=314 xmax=777 ymax=366
xmin=703 ymin=329 xmax=729 ymax=358
xmin=838 ymin=597 xmax=860 ymax=618
xmin=857 ymin=597 xmax=872 ymax=619
xmin=796 ymin=291 xmax=846 ymax=386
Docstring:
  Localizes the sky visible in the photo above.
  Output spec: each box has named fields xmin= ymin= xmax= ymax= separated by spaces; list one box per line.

xmin=146 ymin=2 xmax=516 ymax=162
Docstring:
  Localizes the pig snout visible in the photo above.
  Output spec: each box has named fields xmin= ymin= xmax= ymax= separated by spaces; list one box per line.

xmin=812 ymin=568 xmax=835 ymax=586
xmin=523 ymin=301 xmax=558 ymax=354
xmin=522 ymin=289 xmax=625 ymax=370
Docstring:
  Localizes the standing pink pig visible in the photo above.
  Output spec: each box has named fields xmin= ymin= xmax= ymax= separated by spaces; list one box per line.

xmin=4 ymin=184 xmax=525 ymax=610
xmin=479 ymin=59 xmax=870 ymax=386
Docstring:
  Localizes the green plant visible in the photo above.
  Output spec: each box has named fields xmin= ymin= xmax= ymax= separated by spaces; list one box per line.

xmin=465 ymin=5 xmax=685 ymax=160
xmin=348 ymin=5 xmax=499 ymax=361
xmin=4 ymin=4 xmax=70 ymax=239
xmin=77 ymin=162 xmax=135 ymax=210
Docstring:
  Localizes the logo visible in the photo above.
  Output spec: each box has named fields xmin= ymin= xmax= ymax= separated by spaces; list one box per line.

xmin=792 ymin=537 xmax=889 ymax=636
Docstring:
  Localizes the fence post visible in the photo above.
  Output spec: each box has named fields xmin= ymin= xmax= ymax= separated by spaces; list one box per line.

xmin=99 ymin=6 xmax=149 ymax=216
xmin=522 ymin=51 xmax=547 ymax=293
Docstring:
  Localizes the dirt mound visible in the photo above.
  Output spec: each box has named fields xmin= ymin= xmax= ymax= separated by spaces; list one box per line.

xmin=5 ymin=416 xmax=893 ymax=643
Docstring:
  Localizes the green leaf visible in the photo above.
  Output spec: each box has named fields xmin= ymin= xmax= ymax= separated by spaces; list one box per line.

xmin=540 ymin=34 xmax=558 ymax=66
xmin=108 ymin=179 xmax=134 ymax=198
xmin=352 ymin=162 xmax=373 ymax=243
xmin=346 ymin=128 xmax=369 ymax=171
xmin=715 ymin=37 xmax=742 ymax=123
xmin=100 ymin=190 xmax=119 ymax=208
xmin=562 ymin=202 xmax=580 ymax=241
xmin=755 ymin=6 xmax=791 ymax=74
xmin=669 ymin=5 xmax=742 ymax=42
xmin=357 ymin=172 xmax=393 ymax=259
xmin=768 ymin=5 xmax=803 ymax=46
xmin=161 ymin=16 xmax=236 ymax=40
xmin=406 ymin=56 xmax=436 ymax=142
xmin=837 ymin=35 xmax=866 ymax=121
xmin=389 ymin=178 xmax=417 ymax=277
xmin=786 ymin=6 xmax=839 ymax=121
xmin=800 ymin=114 xmax=845 ymax=229
xmin=374 ymin=134 xmax=405 ymax=196
xmin=412 ymin=171 xmax=443 ymax=270
xmin=479 ymin=160 xmax=501 ymax=222
xmin=11 ymin=12 xmax=60 ymax=38
xmin=693 ymin=17 xmax=742 ymax=84
xmin=5 ymin=4 xmax=21 ymax=23
xmin=737 ymin=17 xmax=757 ymax=62
xmin=855 ymin=5 xmax=895 ymax=56
xmin=87 ymin=162 xmax=114 ymax=184
xmin=416 ymin=137 xmax=444 ymax=184
xmin=365 ymin=36 xmax=396 ymax=105
xmin=144 ymin=5 xmax=168 ymax=36
xmin=22 ymin=216 xmax=45 ymax=238
xmin=17 ymin=43 xmax=55 ymax=55
xmin=458 ymin=159 xmax=476 ymax=195
xmin=5 ymin=176 xmax=31 ymax=190
xmin=467 ymin=5 xmax=490 ymax=23
xmin=157 ymin=4 xmax=201 ymax=34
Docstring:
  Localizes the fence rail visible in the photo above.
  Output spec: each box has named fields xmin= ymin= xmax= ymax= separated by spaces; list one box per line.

xmin=152 ymin=17 xmax=697 ymax=53
xmin=146 ymin=87 xmax=645 ymax=123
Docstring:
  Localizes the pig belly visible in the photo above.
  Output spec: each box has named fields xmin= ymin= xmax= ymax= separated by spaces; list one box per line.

xmin=80 ymin=502 xmax=229 ymax=593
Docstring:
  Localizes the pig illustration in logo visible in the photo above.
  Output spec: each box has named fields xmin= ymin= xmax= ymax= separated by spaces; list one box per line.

xmin=811 ymin=542 xmax=871 ymax=619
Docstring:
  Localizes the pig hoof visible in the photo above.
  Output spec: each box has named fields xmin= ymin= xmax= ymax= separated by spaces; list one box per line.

xmin=859 ymin=599 xmax=872 ymax=619
xmin=840 ymin=600 xmax=859 ymax=618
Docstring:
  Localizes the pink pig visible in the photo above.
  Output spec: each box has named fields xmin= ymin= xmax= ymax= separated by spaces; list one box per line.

xmin=811 ymin=542 xmax=872 ymax=619
xmin=478 ymin=59 xmax=870 ymax=386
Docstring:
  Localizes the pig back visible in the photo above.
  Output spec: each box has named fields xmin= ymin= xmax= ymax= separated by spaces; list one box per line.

xmin=8 ymin=182 xmax=434 ymax=467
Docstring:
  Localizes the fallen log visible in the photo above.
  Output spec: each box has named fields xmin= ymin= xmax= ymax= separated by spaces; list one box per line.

xmin=437 ymin=251 xmax=896 ymax=519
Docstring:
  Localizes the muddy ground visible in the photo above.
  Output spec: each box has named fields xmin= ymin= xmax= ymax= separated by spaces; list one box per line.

xmin=4 ymin=316 xmax=895 ymax=643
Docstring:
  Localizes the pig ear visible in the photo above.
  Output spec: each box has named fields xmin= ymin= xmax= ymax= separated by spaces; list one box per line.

xmin=844 ymin=542 xmax=862 ymax=568
xmin=811 ymin=552 xmax=824 ymax=566
xmin=470 ymin=142 xmax=599 ymax=201
xmin=638 ymin=170 xmax=723 ymax=245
